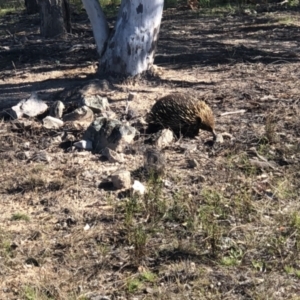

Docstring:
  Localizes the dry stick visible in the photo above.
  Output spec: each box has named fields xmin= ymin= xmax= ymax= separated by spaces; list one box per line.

xmin=220 ymin=110 xmax=246 ymax=116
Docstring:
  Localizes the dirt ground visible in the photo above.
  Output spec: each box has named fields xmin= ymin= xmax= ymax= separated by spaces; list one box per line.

xmin=1 ymin=4 xmax=300 ymax=300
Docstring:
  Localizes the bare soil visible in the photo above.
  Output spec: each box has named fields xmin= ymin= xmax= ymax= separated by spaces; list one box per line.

xmin=1 ymin=4 xmax=300 ymax=300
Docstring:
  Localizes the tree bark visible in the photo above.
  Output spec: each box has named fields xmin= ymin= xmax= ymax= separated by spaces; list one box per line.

xmin=102 ymin=0 xmax=164 ymax=76
xmin=83 ymin=0 xmax=164 ymax=77
xmin=81 ymin=0 xmax=109 ymax=56
xmin=25 ymin=0 xmax=39 ymax=14
xmin=39 ymin=0 xmax=71 ymax=38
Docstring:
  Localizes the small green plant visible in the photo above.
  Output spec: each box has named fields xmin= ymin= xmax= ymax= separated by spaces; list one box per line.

xmin=140 ymin=271 xmax=157 ymax=282
xmin=129 ymin=226 xmax=148 ymax=260
xmin=23 ymin=285 xmax=37 ymax=300
xmin=198 ymin=189 xmax=227 ymax=256
xmin=284 ymin=266 xmax=300 ymax=278
xmin=127 ymin=278 xmax=142 ymax=293
xmin=221 ymin=248 xmax=243 ymax=266
xmin=11 ymin=213 xmax=30 ymax=222
xmin=124 ymin=196 xmax=140 ymax=226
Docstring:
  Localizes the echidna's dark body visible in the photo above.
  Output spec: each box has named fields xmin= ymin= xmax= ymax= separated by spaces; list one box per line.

xmin=147 ymin=93 xmax=216 ymax=138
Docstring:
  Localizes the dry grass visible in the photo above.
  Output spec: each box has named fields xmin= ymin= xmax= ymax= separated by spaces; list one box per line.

xmin=1 ymin=3 xmax=300 ymax=300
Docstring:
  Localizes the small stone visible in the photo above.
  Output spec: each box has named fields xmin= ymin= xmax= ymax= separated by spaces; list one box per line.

xmin=30 ymin=151 xmax=51 ymax=163
xmin=132 ymin=180 xmax=146 ymax=195
xmin=74 ymin=140 xmax=93 ymax=150
xmin=15 ymin=151 xmax=31 ymax=160
xmin=10 ymin=93 xmax=48 ymax=119
xmin=83 ymin=117 xmax=136 ymax=153
xmin=42 ymin=116 xmax=64 ymax=129
xmin=187 ymin=159 xmax=199 ymax=168
xmin=102 ymin=147 xmax=124 ymax=163
xmin=49 ymin=101 xmax=65 ymax=118
xmin=144 ymin=148 xmax=166 ymax=177
xmin=23 ymin=142 xmax=30 ymax=150
xmin=156 ymin=129 xmax=174 ymax=149
xmin=84 ymin=224 xmax=90 ymax=231
xmin=63 ymin=106 xmax=94 ymax=125
xmin=128 ymin=92 xmax=138 ymax=101
xmin=111 ymin=170 xmax=131 ymax=189
xmin=215 ymin=133 xmax=224 ymax=144
xmin=81 ymin=95 xmax=110 ymax=113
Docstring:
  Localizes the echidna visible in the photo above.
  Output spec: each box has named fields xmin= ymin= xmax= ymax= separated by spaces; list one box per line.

xmin=146 ymin=93 xmax=216 ymax=139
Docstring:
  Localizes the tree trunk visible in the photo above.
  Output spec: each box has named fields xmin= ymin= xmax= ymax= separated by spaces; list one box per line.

xmin=83 ymin=0 xmax=164 ymax=77
xmin=81 ymin=0 xmax=109 ymax=56
xmin=39 ymin=0 xmax=71 ymax=38
xmin=25 ymin=0 xmax=39 ymax=14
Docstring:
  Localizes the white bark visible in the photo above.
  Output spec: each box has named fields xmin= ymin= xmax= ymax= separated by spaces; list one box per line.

xmin=81 ymin=0 xmax=110 ymax=56
xmin=101 ymin=0 xmax=164 ymax=76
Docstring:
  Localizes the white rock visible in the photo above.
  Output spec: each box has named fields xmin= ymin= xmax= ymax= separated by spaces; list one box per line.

xmin=74 ymin=140 xmax=93 ymax=150
xmin=111 ymin=170 xmax=131 ymax=189
xmin=42 ymin=116 xmax=64 ymax=129
xmin=156 ymin=129 xmax=174 ymax=149
xmin=49 ymin=101 xmax=65 ymax=118
xmin=132 ymin=180 xmax=146 ymax=195
xmin=11 ymin=93 xmax=48 ymax=119
xmin=215 ymin=133 xmax=224 ymax=144
xmin=84 ymin=224 xmax=90 ymax=231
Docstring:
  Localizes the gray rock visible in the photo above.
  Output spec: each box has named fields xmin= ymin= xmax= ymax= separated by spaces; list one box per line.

xmin=128 ymin=92 xmax=138 ymax=101
xmin=187 ymin=158 xmax=199 ymax=168
xmin=49 ymin=101 xmax=65 ymax=118
xmin=111 ymin=170 xmax=131 ymax=189
xmin=63 ymin=106 xmax=94 ymax=125
xmin=73 ymin=140 xmax=93 ymax=150
xmin=102 ymin=147 xmax=124 ymax=163
xmin=42 ymin=116 xmax=64 ymax=129
xmin=83 ymin=117 xmax=136 ymax=153
xmin=10 ymin=93 xmax=48 ymax=119
xmin=144 ymin=148 xmax=166 ymax=177
xmin=156 ymin=129 xmax=174 ymax=149
xmin=81 ymin=95 xmax=109 ymax=113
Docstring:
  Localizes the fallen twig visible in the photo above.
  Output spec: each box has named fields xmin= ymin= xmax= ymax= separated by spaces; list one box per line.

xmin=220 ymin=110 xmax=246 ymax=116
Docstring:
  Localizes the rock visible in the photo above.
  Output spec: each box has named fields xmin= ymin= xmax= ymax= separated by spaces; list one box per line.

xmin=42 ymin=116 xmax=64 ymax=129
xmin=15 ymin=151 xmax=31 ymax=160
xmin=63 ymin=106 xmax=94 ymax=125
xmin=156 ymin=129 xmax=174 ymax=149
xmin=102 ymin=147 xmax=124 ymax=163
xmin=83 ymin=117 xmax=136 ymax=153
xmin=111 ymin=170 xmax=131 ymax=189
xmin=81 ymin=95 xmax=110 ymax=113
xmin=187 ymin=158 xmax=199 ymax=168
xmin=144 ymin=148 xmax=166 ymax=177
xmin=73 ymin=140 xmax=93 ymax=150
xmin=30 ymin=151 xmax=51 ymax=163
xmin=23 ymin=142 xmax=30 ymax=150
xmin=132 ymin=180 xmax=146 ymax=195
xmin=215 ymin=133 xmax=224 ymax=144
xmin=128 ymin=92 xmax=138 ymax=101
xmin=10 ymin=93 xmax=48 ymax=119
xmin=49 ymin=101 xmax=65 ymax=118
